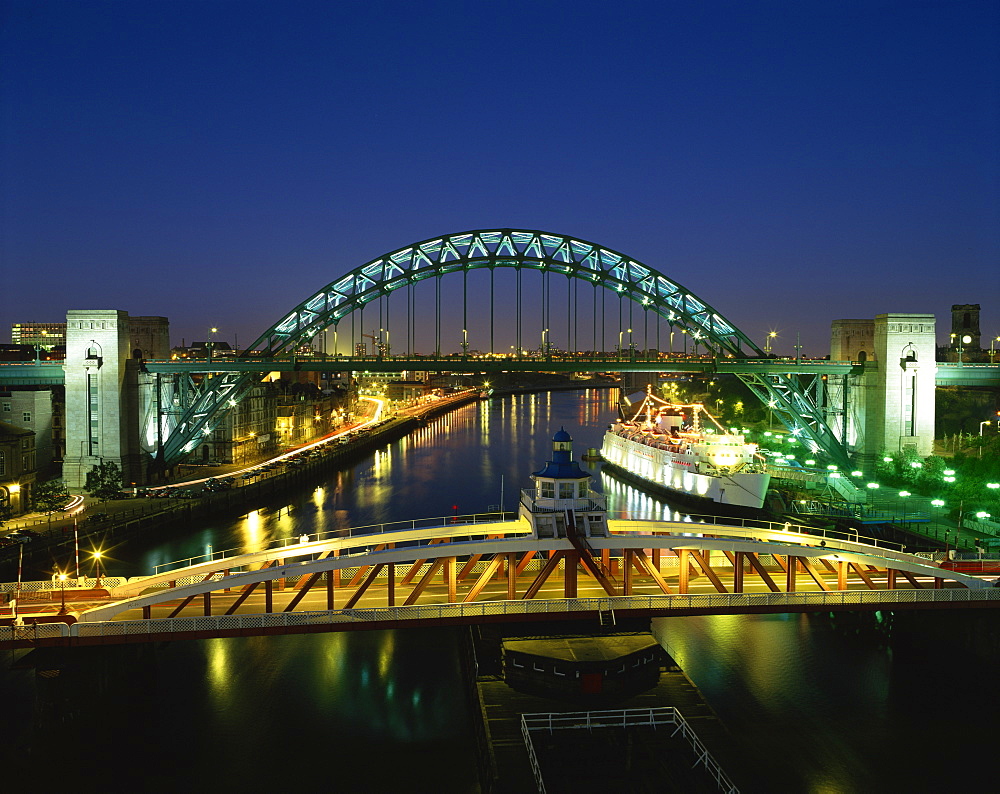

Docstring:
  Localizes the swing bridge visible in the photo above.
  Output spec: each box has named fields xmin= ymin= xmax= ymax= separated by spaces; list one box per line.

xmin=2 ymin=513 xmax=996 ymax=650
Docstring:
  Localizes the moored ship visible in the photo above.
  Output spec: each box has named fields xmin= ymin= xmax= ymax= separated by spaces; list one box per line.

xmin=601 ymin=386 xmax=770 ymax=509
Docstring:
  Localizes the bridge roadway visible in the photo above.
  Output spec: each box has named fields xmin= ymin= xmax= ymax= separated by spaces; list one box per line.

xmin=3 ymin=358 xmax=996 ymax=385
xmin=3 ymin=516 xmax=997 ymax=649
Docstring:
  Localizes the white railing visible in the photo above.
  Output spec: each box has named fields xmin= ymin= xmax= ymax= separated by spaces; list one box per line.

xmin=520 ymin=707 xmax=739 ymax=793
xmin=152 ymin=512 xmax=525 ymax=574
xmin=3 ymin=587 xmax=993 ymax=642
xmin=608 ymin=517 xmax=905 ymax=554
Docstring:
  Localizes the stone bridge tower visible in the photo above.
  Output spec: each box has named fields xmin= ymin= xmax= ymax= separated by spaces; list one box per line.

xmin=829 ymin=313 xmax=936 ymax=465
xmin=62 ymin=310 xmax=162 ymax=491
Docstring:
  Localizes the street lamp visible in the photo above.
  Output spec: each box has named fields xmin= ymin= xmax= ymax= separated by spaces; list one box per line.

xmin=952 ymin=333 xmax=971 ymax=365
xmin=618 ymin=329 xmax=631 ymax=360
xmin=57 ymin=571 xmax=68 ymax=614
xmin=764 ymin=331 xmax=777 ymax=355
xmin=867 ymin=482 xmax=880 ymax=508
xmin=931 ymin=499 xmax=945 ymax=538
xmin=980 ymin=421 xmax=991 ymax=457
xmin=208 ymin=327 xmax=218 ymax=363
xmin=898 ymin=491 xmax=910 ymax=527
xmin=991 ymin=336 xmax=1000 ymax=364
xmin=92 ymin=550 xmax=103 ymax=588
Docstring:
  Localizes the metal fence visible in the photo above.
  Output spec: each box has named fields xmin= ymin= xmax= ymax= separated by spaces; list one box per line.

xmin=5 ymin=586 xmax=997 ymax=647
xmin=520 ymin=706 xmax=739 ymax=793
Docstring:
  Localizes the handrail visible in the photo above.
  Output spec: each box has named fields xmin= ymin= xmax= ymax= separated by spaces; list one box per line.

xmin=607 ymin=514 xmax=905 ymax=553
xmin=5 ymin=588 xmax=999 ymax=650
xmin=521 ymin=707 xmax=739 ymax=793
xmin=152 ymin=512 xmax=525 ymax=574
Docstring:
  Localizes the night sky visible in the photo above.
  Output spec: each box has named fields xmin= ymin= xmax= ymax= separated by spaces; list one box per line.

xmin=2 ymin=0 xmax=998 ymax=355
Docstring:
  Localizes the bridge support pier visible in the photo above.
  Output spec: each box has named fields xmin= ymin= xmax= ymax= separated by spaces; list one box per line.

xmin=785 ymin=556 xmax=797 ymax=592
xmin=564 ymin=551 xmax=578 ymax=598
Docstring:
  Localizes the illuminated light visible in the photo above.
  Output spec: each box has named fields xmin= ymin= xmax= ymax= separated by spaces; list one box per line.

xmin=851 ymin=471 xmax=863 ymax=478
xmin=826 ymin=465 xmax=838 ymax=471
xmin=976 ymin=512 xmax=991 ymax=519
xmin=805 ymin=459 xmax=816 ymax=466
xmin=883 ymin=457 xmax=893 ymax=463
xmin=909 ymin=461 xmax=922 ymax=469
xmin=867 ymin=483 xmax=880 ymax=490
xmin=987 ymin=483 xmax=1000 ymax=490
xmin=9 ymin=483 xmax=20 ymax=494
xmin=931 ymin=499 xmax=945 ymax=507
xmin=944 ymin=476 xmax=956 ymax=483
xmin=943 ymin=469 xmax=955 ymax=476
xmin=899 ymin=491 xmax=910 ymax=498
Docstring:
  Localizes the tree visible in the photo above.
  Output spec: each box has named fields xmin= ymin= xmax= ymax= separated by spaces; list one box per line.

xmin=0 ymin=503 xmax=12 ymax=530
xmin=85 ymin=461 xmax=124 ymax=502
xmin=32 ymin=479 xmax=70 ymax=513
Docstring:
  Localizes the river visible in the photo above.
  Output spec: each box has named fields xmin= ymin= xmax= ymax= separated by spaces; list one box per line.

xmin=1 ymin=389 xmax=997 ymax=792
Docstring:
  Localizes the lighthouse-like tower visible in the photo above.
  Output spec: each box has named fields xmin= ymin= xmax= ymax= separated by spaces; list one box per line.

xmin=519 ymin=428 xmax=608 ymax=539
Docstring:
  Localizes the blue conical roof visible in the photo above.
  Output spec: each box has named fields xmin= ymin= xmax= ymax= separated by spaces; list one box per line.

xmin=532 ymin=427 xmax=590 ymax=480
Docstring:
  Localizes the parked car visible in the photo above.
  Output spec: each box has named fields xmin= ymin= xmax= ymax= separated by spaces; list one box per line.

xmin=6 ymin=532 xmax=33 ymax=544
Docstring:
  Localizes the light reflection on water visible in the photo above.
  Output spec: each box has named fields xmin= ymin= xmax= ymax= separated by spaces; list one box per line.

xmin=653 ymin=611 xmax=999 ymax=792
xmin=10 ymin=389 xmax=995 ymax=790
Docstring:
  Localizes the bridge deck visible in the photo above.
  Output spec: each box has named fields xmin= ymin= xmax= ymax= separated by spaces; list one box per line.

xmin=3 ymin=518 xmax=995 ymax=649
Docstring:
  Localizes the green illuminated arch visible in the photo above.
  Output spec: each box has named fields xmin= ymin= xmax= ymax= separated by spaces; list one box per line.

xmin=161 ymin=229 xmax=849 ymax=468
xmin=248 ymin=229 xmax=762 ymax=357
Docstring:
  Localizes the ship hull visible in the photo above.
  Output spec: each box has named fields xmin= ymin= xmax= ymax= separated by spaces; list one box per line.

xmin=601 ymin=430 xmax=770 ymax=510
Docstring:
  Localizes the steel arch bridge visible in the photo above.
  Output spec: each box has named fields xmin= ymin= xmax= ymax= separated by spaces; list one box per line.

xmin=157 ymin=229 xmax=848 ymax=467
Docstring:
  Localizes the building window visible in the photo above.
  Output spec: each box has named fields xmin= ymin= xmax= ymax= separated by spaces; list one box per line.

xmin=23 ymin=412 xmax=31 ymax=423
xmin=540 ymin=482 xmax=554 ymax=498
xmin=559 ymin=483 xmax=575 ymax=499
xmin=1 ymin=403 xmax=10 ymax=412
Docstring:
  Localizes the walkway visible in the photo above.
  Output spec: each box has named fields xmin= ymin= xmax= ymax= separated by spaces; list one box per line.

xmin=3 ymin=516 xmax=996 ymax=649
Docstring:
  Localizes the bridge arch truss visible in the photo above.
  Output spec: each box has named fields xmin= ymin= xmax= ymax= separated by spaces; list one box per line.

xmin=158 ymin=229 xmax=849 ymax=466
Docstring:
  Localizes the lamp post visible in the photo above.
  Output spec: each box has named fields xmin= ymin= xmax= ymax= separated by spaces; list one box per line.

xmin=57 ymin=571 xmax=67 ymax=615
xmin=866 ymin=482 xmax=880 ymax=509
xmin=208 ymin=327 xmax=218 ymax=363
xmin=898 ymin=490 xmax=910 ymax=528
xmin=92 ymin=550 xmax=103 ymax=588
xmin=764 ymin=331 xmax=777 ymax=355
xmin=931 ymin=498 xmax=945 ymax=539
xmin=618 ymin=329 xmax=631 ymax=360
xmin=991 ymin=335 xmax=1000 ymax=364
xmin=980 ymin=421 xmax=991 ymax=458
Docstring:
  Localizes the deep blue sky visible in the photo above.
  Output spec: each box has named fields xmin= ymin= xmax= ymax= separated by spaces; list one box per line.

xmin=2 ymin=0 xmax=998 ymax=355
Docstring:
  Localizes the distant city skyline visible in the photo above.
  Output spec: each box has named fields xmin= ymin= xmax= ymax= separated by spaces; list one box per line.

xmin=2 ymin=1 xmax=997 ymax=356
